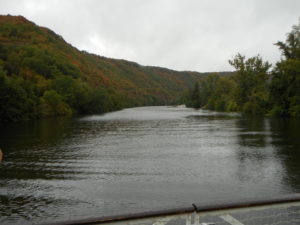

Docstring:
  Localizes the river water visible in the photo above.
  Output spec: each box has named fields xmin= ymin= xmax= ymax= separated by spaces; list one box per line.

xmin=0 ymin=106 xmax=299 ymax=224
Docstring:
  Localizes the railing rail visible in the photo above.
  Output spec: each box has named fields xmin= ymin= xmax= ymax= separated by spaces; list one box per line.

xmin=42 ymin=194 xmax=300 ymax=225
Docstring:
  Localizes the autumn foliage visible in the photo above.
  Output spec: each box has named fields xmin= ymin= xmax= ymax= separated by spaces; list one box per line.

xmin=0 ymin=15 xmax=205 ymax=121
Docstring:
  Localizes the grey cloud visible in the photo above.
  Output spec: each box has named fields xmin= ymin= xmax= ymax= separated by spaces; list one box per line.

xmin=0 ymin=0 xmax=299 ymax=72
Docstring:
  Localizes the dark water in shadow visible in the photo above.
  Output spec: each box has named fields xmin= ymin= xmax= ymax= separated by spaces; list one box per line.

xmin=0 ymin=106 xmax=299 ymax=224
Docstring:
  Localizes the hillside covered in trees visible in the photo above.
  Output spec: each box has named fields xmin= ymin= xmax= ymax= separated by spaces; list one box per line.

xmin=0 ymin=15 xmax=209 ymax=122
xmin=184 ymin=20 xmax=300 ymax=117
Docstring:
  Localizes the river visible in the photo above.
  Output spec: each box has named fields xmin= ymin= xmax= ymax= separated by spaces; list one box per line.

xmin=0 ymin=106 xmax=299 ymax=224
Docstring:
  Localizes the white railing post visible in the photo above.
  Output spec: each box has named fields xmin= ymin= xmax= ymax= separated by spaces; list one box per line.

xmin=186 ymin=212 xmax=201 ymax=225
xmin=186 ymin=214 xmax=192 ymax=225
xmin=194 ymin=212 xmax=200 ymax=225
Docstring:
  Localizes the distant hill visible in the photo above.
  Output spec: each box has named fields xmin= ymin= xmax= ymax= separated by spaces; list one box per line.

xmin=0 ymin=15 xmax=231 ymax=121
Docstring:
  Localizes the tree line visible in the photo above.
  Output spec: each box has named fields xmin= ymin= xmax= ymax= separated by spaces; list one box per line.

xmin=184 ymin=20 xmax=300 ymax=117
xmin=0 ymin=15 xmax=206 ymax=122
xmin=0 ymin=44 xmax=122 ymax=121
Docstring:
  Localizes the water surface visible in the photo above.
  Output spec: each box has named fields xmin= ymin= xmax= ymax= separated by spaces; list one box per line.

xmin=0 ymin=106 xmax=299 ymax=224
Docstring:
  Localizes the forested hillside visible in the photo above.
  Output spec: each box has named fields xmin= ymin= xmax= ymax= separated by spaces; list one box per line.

xmin=0 ymin=15 xmax=207 ymax=121
xmin=184 ymin=20 xmax=300 ymax=117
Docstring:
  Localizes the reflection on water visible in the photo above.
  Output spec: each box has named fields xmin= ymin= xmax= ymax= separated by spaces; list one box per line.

xmin=0 ymin=106 xmax=299 ymax=224
xmin=269 ymin=118 xmax=300 ymax=191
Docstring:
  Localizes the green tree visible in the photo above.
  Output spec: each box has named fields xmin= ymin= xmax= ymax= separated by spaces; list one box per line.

xmin=50 ymin=76 xmax=84 ymax=111
xmin=270 ymin=20 xmax=300 ymax=117
xmin=81 ymin=87 xmax=114 ymax=114
xmin=229 ymin=54 xmax=271 ymax=114
xmin=0 ymin=67 xmax=40 ymax=121
xmin=199 ymin=73 xmax=219 ymax=107
xmin=206 ymin=76 xmax=237 ymax=111
xmin=189 ymin=82 xmax=201 ymax=108
xmin=41 ymin=90 xmax=72 ymax=117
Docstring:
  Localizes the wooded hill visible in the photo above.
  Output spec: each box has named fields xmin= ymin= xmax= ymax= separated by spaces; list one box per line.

xmin=0 ymin=15 xmax=219 ymax=121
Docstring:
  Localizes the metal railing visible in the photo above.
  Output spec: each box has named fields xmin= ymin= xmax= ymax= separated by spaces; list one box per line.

xmin=43 ymin=194 xmax=300 ymax=225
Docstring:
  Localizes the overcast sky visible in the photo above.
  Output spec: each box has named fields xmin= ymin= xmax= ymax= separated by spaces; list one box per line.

xmin=0 ymin=0 xmax=299 ymax=72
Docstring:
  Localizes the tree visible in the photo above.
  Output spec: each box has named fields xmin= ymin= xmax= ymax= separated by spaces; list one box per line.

xmin=0 ymin=67 xmax=40 ymax=121
xmin=199 ymin=73 xmax=219 ymax=107
xmin=275 ymin=21 xmax=300 ymax=60
xmin=270 ymin=20 xmax=300 ymax=117
xmin=41 ymin=90 xmax=72 ymax=117
xmin=229 ymin=53 xmax=271 ymax=114
xmin=206 ymin=76 xmax=237 ymax=111
xmin=185 ymin=82 xmax=201 ymax=108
